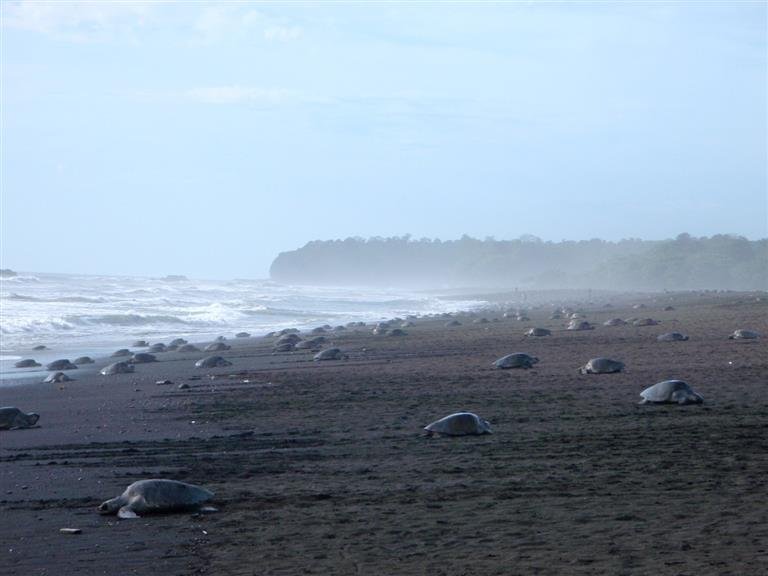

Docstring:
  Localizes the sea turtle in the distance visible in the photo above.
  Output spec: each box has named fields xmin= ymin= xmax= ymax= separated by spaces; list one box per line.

xmin=132 ymin=340 xmax=149 ymax=348
xmin=0 ymin=407 xmax=40 ymax=430
xmin=728 ymin=329 xmax=760 ymax=340
xmin=32 ymin=345 xmax=48 ymax=351
xmin=45 ymin=359 xmax=77 ymax=371
xmin=169 ymin=338 xmax=188 ymax=346
xmin=148 ymin=343 xmax=167 ymax=353
xmin=493 ymin=353 xmax=539 ymax=369
xmin=473 ymin=318 xmax=490 ymax=324
xmin=43 ymin=371 xmax=72 ymax=383
xmin=424 ymin=412 xmax=492 ymax=436
xmin=276 ymin=333 xmax=301 ymax=345
xmin=313 ymin=348 xmax=346 ymax=361
xmin=73 ymin=356 xmax=95 ymax=365
xmin=663 ymin=305 xmax=675 ymax=311
xmin=111 ymin=349 xmax=132 ymax=358
xmin=603 ymin=318 xmax=627 ymax=327
xmin=388 ymin=328 xmax=407 ymax=337
xmin=445 ymin=320 xmax=462 ymax=327
xmin=204 ymin=342 xmax=231 ymax=352
xmin=235 ymin=332 xmax=250 ymax=338
xmin=295 ymin=337 xmax=325 ymax=350
xmin=567 ymin=320 xmax=594 ymax=331
xmin=98 ymin=479 xmax=215 ymax=519
xmin=311 ymin=327 xmax=327 ymax=335
xmin=639 ymin=380 xmax=703 ymax=405
xmin=525 ymin=327 xmax=551 ymax=337
xmin=579 ymin=357 xmax=625 ymax=374
xmin=194 ymin=356 xmax=232 ymax=369
xmin=272 ymin=343 xmax=295 ymax=353
xmin=657 ymin=332 xmax=689 ymax=342
xmin=633 ymin=318 xmax=660 ymax=327
xmin=101 ymin=362 xmax=135 ymax=375
xmin=14 ymin=359 xmax=41 ymax=368
xmin=130 ymin=353 xmax=157 ymax=364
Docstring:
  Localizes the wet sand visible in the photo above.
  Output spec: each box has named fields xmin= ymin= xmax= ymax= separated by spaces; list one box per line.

xmin=1 ymin=292 xmax=767 ymax=575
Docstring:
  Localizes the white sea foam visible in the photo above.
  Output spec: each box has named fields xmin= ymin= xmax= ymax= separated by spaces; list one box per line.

xmin=0 ymin=272 xmax=487 ymax=361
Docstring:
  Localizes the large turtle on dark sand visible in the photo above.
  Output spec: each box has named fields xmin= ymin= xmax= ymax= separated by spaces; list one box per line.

xmin=314 ymin=348 xmax=346 ymax=361
xmin=493 ymin=353 xmax=539 ymax=369
xmin=639 ymin=380 xmax=703 ymax=405
xmin=424 ymin=412 xmax=492 ymax=436
xmin=272 ymin=343 xmax=295 ymax=353
xmin=276 ymin=334 xmax=301 ymax=345
xmin=657 ymin=332 xmax=689 ymax=342
xmin=579 ymin=358 xmax=625 ymax=374
xmin=130 ymin=353 xmax=157 ymax=364
xmin=33 ymin=345 xmax=48 ymax=351
xmin=195 ymin=356 xmax=232 ymax=368
xmin=169 ymin=338 xmax=188 ymax=346
xmin=148 ymin=343 xmax=167 ymax=353
xmin=98 ymin=479 xmax=215 ymax=519
xmin=603 ymin=318 xmax=627 ymax=327
xmin=45 ymin=359 xmax=77 ymax=371
xmin=567 ymin=320 xmax=594 ymax=331
xmin=14 ymin=359 xmax=41 ymax=368
xmin=0 ymin=407 xmax=40 ymax=430
xmin=44 ymin=371 xmax=72 ymax=383
xmin=296 ymin=337 xmax=326 ymax=350
xmin=525 ymin=328 xmax=551 ymax=337
xmin=728 ymin=329 xmax=760 ymax=340
xmin=73 ymin=356 xmax=95 ymax=364
xmin=235 ymin=332 xmax=250 ymax=338
xmin=133 ymin=340 xmax=149 ymax=348
xmin=633 ymin=318 xmax=659 ymax=327
xmin=111 ymin=349 xmax=132 ymax=358
xmin=101 ymin=362 xmax=135 ymax=375
xmin=204 ymin=342 xmax=231 ymax=352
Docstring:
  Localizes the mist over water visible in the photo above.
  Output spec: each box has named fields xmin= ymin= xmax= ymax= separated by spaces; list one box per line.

xmin=0 ymin=272 xmax=486 ymax=360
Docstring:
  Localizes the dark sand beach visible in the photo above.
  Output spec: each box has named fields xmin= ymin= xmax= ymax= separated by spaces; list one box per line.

xmin=2 ymin=292 xmax=767 ymax=575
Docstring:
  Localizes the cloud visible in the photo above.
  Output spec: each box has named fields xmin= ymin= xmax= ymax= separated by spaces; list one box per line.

xmin=186 ymin=86 xmax=300 ymax=105
xmin=192 ymin=6 xmax=264 ymax=44
xmin=1 ymin=0 xmax=152 ymax=42
xmin=263 ymin=25 xmax=303 ymax=42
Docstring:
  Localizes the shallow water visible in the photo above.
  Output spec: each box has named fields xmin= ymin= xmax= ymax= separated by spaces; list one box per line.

xmin=0 ymin=272 xmax=486 ymax=380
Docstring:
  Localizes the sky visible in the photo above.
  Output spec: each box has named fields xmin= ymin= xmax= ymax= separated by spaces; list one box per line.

xmin=1 ymin=1 xmax=766 ymax=279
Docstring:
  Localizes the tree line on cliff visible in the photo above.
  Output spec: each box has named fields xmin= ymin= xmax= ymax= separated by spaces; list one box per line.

xmin=269 ymin=234 xmax=768 ymax=290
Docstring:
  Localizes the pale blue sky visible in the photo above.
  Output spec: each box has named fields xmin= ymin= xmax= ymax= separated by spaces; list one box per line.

xmin=1 ymin=1 xmax=765 ymax=278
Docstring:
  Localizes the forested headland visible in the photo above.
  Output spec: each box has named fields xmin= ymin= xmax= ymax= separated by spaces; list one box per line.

xmin=269 ymin=234 xmax=768 ymax=291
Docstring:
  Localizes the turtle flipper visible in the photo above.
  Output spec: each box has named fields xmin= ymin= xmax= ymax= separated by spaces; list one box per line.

xmin=118 ymin=507 xmax=139 ymax=519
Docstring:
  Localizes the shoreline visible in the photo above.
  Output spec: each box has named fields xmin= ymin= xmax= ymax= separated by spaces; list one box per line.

xmin=1 ymin=291 xmax=767 ymax=575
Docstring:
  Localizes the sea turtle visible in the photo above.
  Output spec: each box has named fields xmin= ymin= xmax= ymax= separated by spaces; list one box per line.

xmin=493 ymin=353 xmax=539 ymax=369
xmin=276 ymin=334 xmax=301 ymax=345
xmin=273 ymin=343 xmax=295 ymax=353
xmin=204 ymin=342 xmax=231 ymax=352
xmin=424 ymin=412 xmax=492 ymax=436
xmin=45 ymin=359 xmax=77 ymax=371
xmin=663 ymin=305 xmax=675 ymax=311
xmin=657 ymin=332 xmax=689 ymax=342
xmin=73 ymin=356 xmax=95 ymax=365
xmin=98 ymin=479 xmax=215 ymax=519
xmin=111 ymin=349 xmax=132 ymax=358
xmin=130 ymin=353 xmax=157 ymax=364
xmin=133 ymin=340 xmax=149 ymax=348
xmin=311 ymin=327 xmax=327 ymax=335
xmin=603 ymin=318 xmax=627 ymax=327
xmin=0 ymin=407 xmax=40 ymax=430
xmin=169 ymin=338 xmax=188 ymax=346
xmin=567 ymin=320 xmax=594 ymax=331
xmin=43 ymin=371 xmax=72 ymax=383
xmin=473 ymin=318 xmax=490 ymax=324
xmin=445 ymin=320 xmax=462 ymax=327
xmin=165 ymin=344 xmax=179 ymax=351
xmin=235 ymin=332 xmax=250 ymax=338
xmin=195 ymin=356 xmax=232 ymax=368
xmin=295 ymin=337 xmax=325 ymax=350
xmin=177 ymin=344 xmax=200 ymax=353
xmin=101 ymin=362 xmax=135 ymax=375
xmin=215 ymin=336 xmax=227 ymax=342
xmin=148 ymin=343 xmax=167 ymax=353
xmin=14 ymin=359 xmax=41 ymax=368
xmin=313 ymin=348 xmax=345 ymax=361
xmin=33 ymin=345 xmax=48 ymax=351
xmin=333 ymin=325 xmax=346 ymax=332
xmin=388 ymin=328 xmax=407 ymax=337
xmin=728 ymin=329 xmax=760 ymax=340
xmin=525 ymin=328 xmax=551 ymax=337
xmin=633 ymin=318 xmax=659 ymax=327
xmin=278 ymin=328 xmax=300 ymax=335
xmin=579 ymin=357 xmax=625 ymax=374
xmin=639 ymin=380 xmax=703 ymax=405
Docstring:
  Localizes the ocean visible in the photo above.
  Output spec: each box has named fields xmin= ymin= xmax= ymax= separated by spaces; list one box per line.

xmin=0 ymin=272 xmax=487 ymax=380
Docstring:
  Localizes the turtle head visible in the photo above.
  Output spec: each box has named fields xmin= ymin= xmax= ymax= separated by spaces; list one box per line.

xmin=98 ymin=497 xmax=122 ymax=515
xmin=26 ymin=413 xmax=40 ymax=426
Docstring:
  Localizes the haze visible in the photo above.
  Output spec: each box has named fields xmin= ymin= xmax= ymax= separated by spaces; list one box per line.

xmin=1 ymin=1 xmax=765 ymax=279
